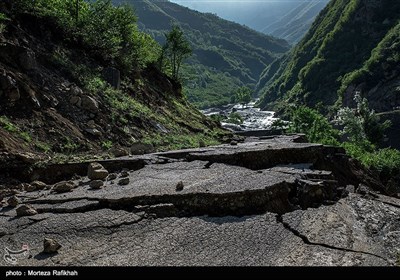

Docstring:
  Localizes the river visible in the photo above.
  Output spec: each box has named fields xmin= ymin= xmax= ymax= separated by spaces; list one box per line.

xmin=201 ymin=101 xmax=281 ymax=132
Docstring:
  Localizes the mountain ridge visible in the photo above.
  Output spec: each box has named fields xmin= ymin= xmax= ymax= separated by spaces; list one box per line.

xmin=171 ymin=0 xmax=329 ymax=44
xmin=257 ymin=0 xmax=400 ymax=148
xmin=117 ymin=0 xmax=290 ymax=108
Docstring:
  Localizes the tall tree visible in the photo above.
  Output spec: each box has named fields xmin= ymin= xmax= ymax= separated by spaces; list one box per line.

xmin=235 ymin=86 xmax=252 ymax=105
xmin=163 ymin=25 xmax=191 ymax=80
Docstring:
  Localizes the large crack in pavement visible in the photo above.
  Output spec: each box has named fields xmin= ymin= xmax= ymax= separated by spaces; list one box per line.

xmin=275 ymin=214 xmax=391 ymax=264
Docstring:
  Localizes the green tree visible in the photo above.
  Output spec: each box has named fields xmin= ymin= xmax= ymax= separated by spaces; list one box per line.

xmin=336 ymin=93 xmax=391 ymax=146
xmin=288 ymin=106 xmax=340 ymax=145
xmin=162 ymin=25 xmax=192 ymax=80
xmin=234 ymin=86 xmax=252 ymax=105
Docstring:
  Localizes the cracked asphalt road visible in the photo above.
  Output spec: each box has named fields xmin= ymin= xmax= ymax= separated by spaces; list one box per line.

xmin=1 ymin=136 xmax=399 ymax=266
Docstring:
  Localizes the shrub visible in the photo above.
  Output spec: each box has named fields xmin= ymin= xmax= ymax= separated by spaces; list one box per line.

xmin=336 ymin=93 xmax=391 ymax=145
xmin=287 ymin=106 xmax=340 ymax=145
xmin=14 ymin=0 xmax=160 ymax=74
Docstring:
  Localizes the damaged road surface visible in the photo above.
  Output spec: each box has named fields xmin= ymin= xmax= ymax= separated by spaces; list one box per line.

xmin=1 ymin=135 xmax=399 ymax=266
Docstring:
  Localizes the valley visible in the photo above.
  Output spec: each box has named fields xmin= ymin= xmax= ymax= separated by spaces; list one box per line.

xmin=0 ymin=0 xmax=399 ymax=269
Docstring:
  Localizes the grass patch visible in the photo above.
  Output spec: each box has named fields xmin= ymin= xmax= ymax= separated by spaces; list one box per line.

xmin=19 ymin=131 xmax=32 ymax=143
xmin=101 ymin=140 xmax=113 ymax=150
xmin=0 ymin=116 xmax=18 ymax=133
xmin=142 ymin=132 xmax=220 ymax=151
xmin=35 ymin=141 xmax=52 ymax=153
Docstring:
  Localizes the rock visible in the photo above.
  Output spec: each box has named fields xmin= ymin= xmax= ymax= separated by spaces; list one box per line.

xmin=0 ymin=73 xmax=20 ymax=102
xmin=7 ymin=87 xmax=20 ymax=102
xmin=69 ymin=95 xmax=81 ymax=105
xmin=3 ymin=136 xmax=399 ymax=266
xmin=110 ymin=147 xmax=128 ymax=158
xmin=87 ymin=120 xmax=96 ymax=128
xmin=103 ymin=67 xmax=121 ymax=89
xmin=88 ymin=163 xmax=109 ymax=181
xmin=118 ymin=178 xmax=130 ymax=186
xmin=346 ymin=185 xmax=355 ymax=193
xmin=16 ymin=152 xmax=39 ymax=164
xmin=84 ymin=128 xmax=102 ymax=137
xmin=31 ymin=181 xmax=47 ymax=190
xmin=176 ymin=181 xmax=184 ymax=191
xmin=19 ymin=50 xmax=37 ymax=71
xmin=7 ymin=195 xmax=19 ymax=207
xmin=81 ymin=96 xmax=99 ymax=113
xmin=230 ymin=140 xmax=238 ymax=146
xmin=69 ymin=85 xmax=83 ymax=96
xmin=89 ymin=180 xmax=103 ymax=189
xmin=130 ymin=143 xmax=155 ymax=155
xmin=357 ymin=184 xmax=369 ymax=195
xmin=16 ymin=204 xmax=38 ymax=216
xmin=120 ymin=171 xmax=129 ymax=178
xmin=43 ymin=238 xmax=61 ymax=254
xmin=24 ymin=184 xmax=36 ymax=192
xmin=107 ymin=173 xmax=118 ymax=181
xmin=53 ymin=181 xmax=75 ymax=193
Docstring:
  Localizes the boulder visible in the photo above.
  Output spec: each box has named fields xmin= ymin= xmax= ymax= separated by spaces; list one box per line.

xmin=130 ymin=143 xmax=155 ymax=155
xmin=24 ymin=184 xmax=37 ymax=192
xmin=118 ymin=178 xmax=130 ymax=186
xmin=69 ymin=96 xmax=81 ymax=105
xmin=31 ymin=181 xmax=47 ymax=190
xmin=0 ymin=73 xmax=20 ymax=102
xmin=84 ymin=128 xmax=102 ymax=137
xmin=7 ymin=195 xmax=19 ymax=207
xmin=176 ymin=181 xmax=184 ymax=191
xmin=110 ymin=147 xmax=128 ymax=158
xmin=89 ymin=180 xmax=103 ymax=189
xmin=107 ymin=173 xmax=117 ymax=181
xmin=81 ymin=96 xmax=99 ymax=113
xmin=43 ymin=238 xmax=61 ymax=254
xmin=69 ymin=85 xmax=83 ymax=96
xmin=16 ymin=204 xmax=38 ymax=216
xmin=88 ymin=163 xmax=109 ymax=181
xmin=119 ymin=171 xmax=129 ymax=178
xmin=53 ymin=181 xmax=75 ymax=193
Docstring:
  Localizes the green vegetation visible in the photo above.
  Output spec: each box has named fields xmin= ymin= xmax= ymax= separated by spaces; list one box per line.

xmin=60 ymin=136 xmax=80 ymax=154
xmin=15 ymin=0 xmax=160 ymax=74
xmin=0 ymin=12 xmax=9 ymax=33
xmin=160 ymin=25 xmax=192 ymax=80
xmin=119 ymin=0 xmax=289 ymax=108
xmin=286 ymin=95 xmax=399 ymax=179
xmin=101 ymin=140 xmax=113 ymax=150
xmin=225 ymin=112 xmax=244 ymax=125
xmin=19 ymin=131 xmax=32 ymax=143
xmin=233 ymin=86 xmax=252 ymax=105
xmin=35 ymin=141 xmax=52 ymax=153
xmin=0 ymin=116 xmax=18 ymax=133
xmin=0 ymin=116 xmax=32 ymax=143
xmin=142 ymin=132 xmax=219 ymax=151
xmin=287 ymin=106 xmax=339 ymax=146
xmin=338 ymin=22 xmax=400 ymax=97
xmin=336 ymin=94 xmax=391 ymax=146
xmin=258 ymin=0 xmax=400 ymax=110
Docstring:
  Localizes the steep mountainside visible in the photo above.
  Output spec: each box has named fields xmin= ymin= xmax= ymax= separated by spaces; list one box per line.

xmin=0 ymin=1 xmax=228 ymax=171
xmin=171 ymin=0 xmax=329 ymax=44
xmin=114 ymin=0 xmax=289 ymax=108
xmin=262 ymin=0 xmax=329 ymax=44
xmin=258 ymin=0 xmax=400 ymax=117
